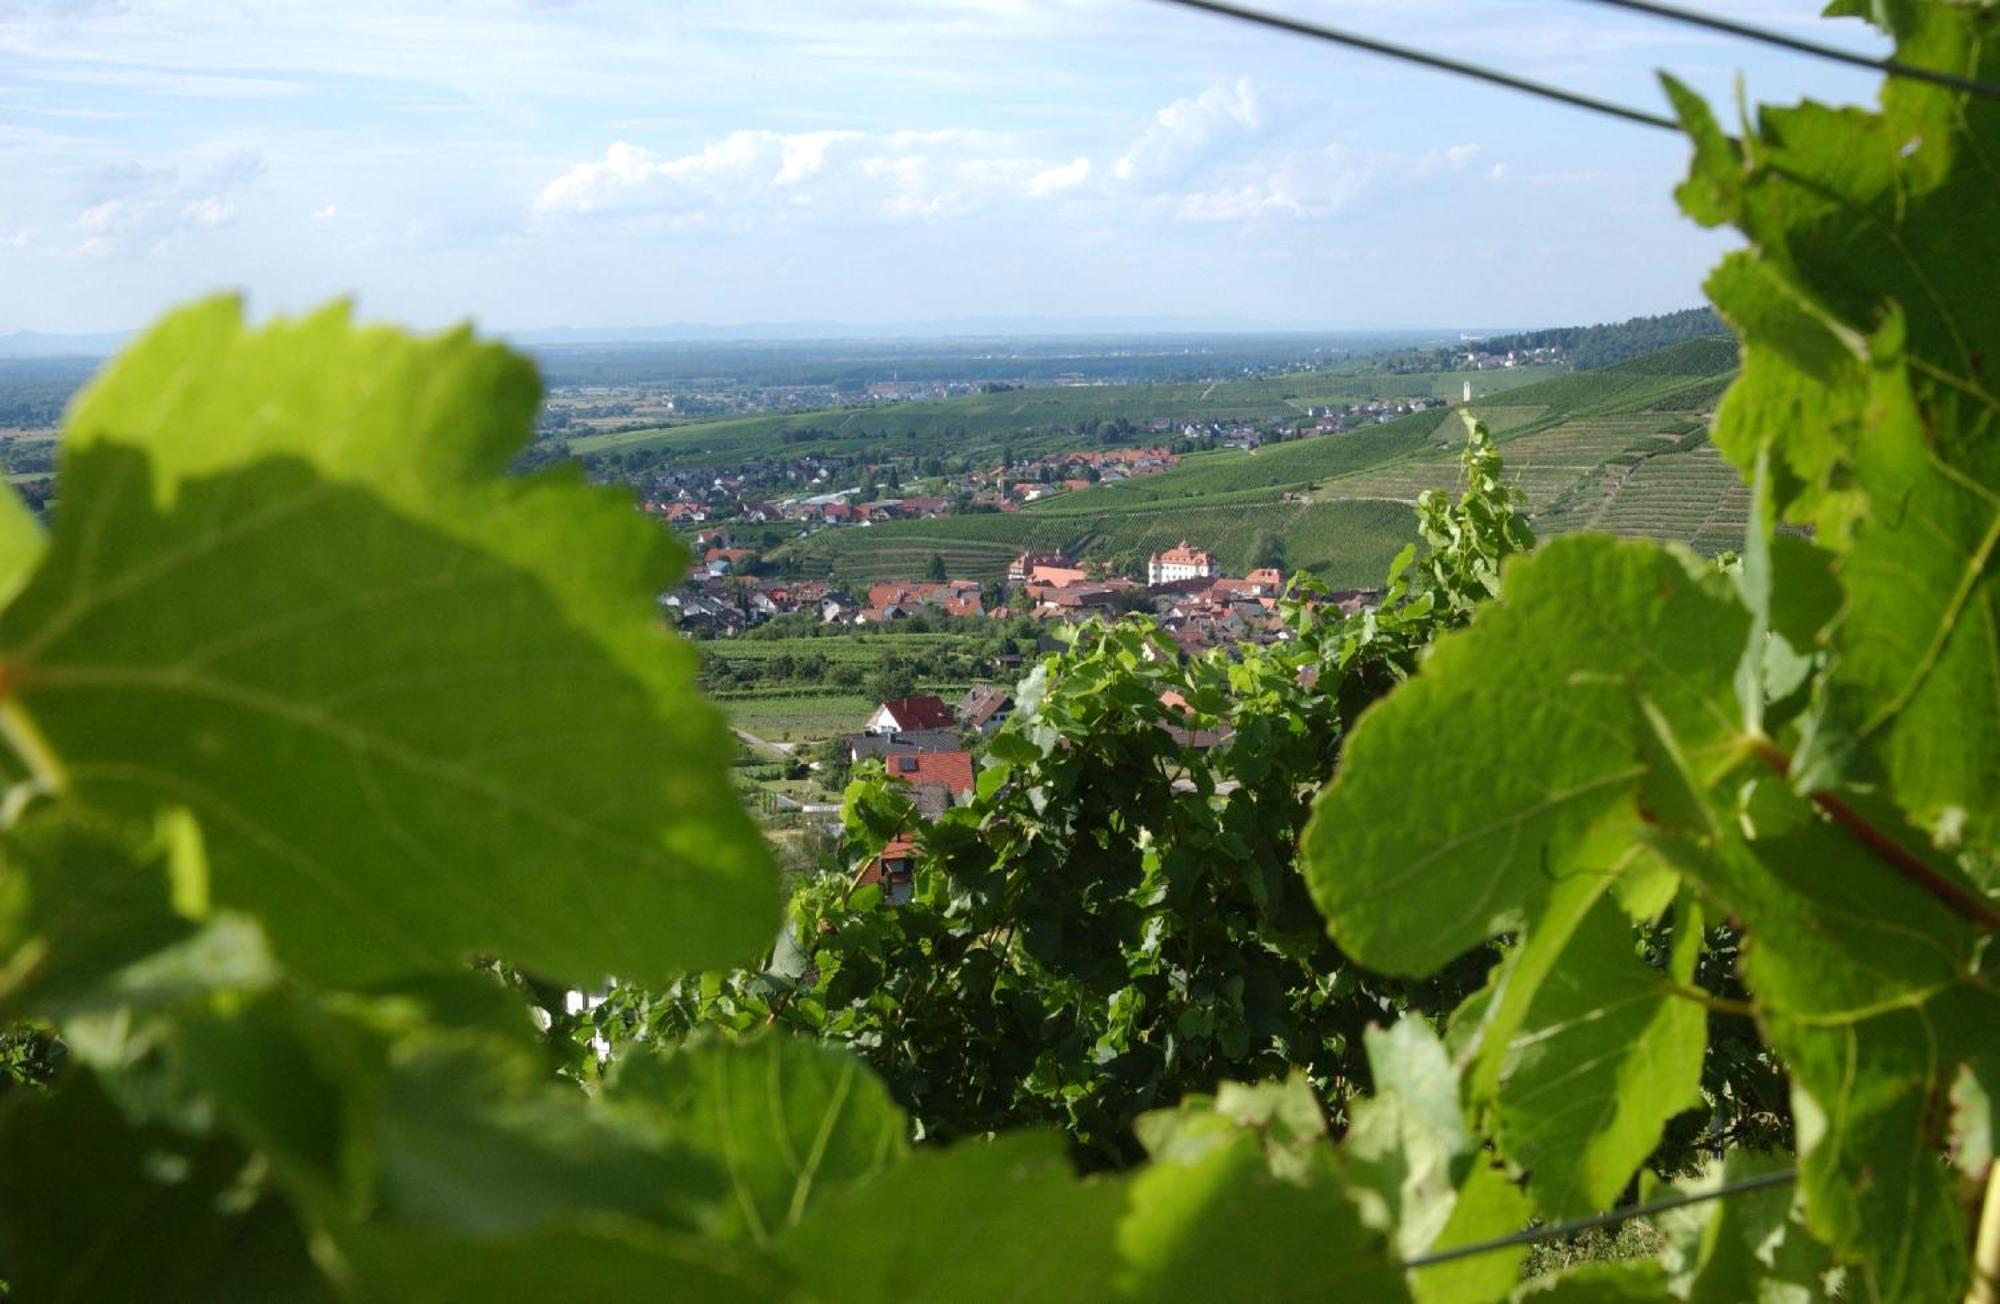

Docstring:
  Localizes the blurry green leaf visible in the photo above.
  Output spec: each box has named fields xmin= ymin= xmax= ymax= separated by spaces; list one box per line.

xmin=0 ymin=808 xmax=193 ymax=1019
xmin=0 ymin=483 xmax=43 ymax=610
xmin=607 ymin=1034 xmax=907 ymax=1244
xmin=0 ymin=300 xmax=775 ymax=986
xmin=338 ymin=1220 xmax=788 ymax=1304
xmin=1344 ymin=1018 xmax=1471 ymax=1256
xmin=1411 ymin=1161 xmax=1535 ymax=1304
xmin=1653 ymin=1153 xmax=1835 ymax=1303
xmin=0 ymin=1069 xmax=329 ymax=1303
xmin=174 ymin=993 xmax=713 ymax=1236
xmin=1120 ymin=1130 xmax=1408 ymax=1303
xmin=779 ymin=1132 xmax=1126 ymax=1303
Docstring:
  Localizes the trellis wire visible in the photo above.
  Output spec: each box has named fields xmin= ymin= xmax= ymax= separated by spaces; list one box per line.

xmin=1146 ymin=0 xmax=1682 ymax=130
xmin=1404 ymin=1167 xmax=1797 ymax=1270
xmin=1566 ymin=0 xmax=2000 ymax=103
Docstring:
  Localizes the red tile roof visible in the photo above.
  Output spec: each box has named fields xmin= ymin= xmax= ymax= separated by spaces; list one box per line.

xmin=1154 ymin=540 xmax=1215 ymax=565
xmin=885 ymin=750 xmax=976 ymax=798
xmin=877 ymin=695 xmax=956 ymax=731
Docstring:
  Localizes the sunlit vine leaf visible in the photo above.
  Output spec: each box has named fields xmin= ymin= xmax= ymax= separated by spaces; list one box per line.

xmin=0 ymin=301 xmax=776 ymax=985
xmin=1488 ymin=893 xmax=1705 ymax=1218
xmin=1674 ymin=789 xmax=1994 ymax=1301
xmin=1342 ymin=1018 xmax=1532 ymax=1304
xmin=1302 ymin=534 xmax=1746 ymax=977
xmin=1651 ymin=1153 xmax=1837 ymax=1302
xmin=1665 ymin=0 xmax=2000 ymax=848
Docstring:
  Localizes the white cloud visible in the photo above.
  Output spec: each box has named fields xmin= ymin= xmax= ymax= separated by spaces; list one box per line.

xmin=536 ymin=128 xmax=1081 ymax=224
xmin=1027 ymin=156 xmax=1091 ymax=197
xmin=1170 ymin=142 xmax=1390 ymax=223
xmin=180 ymin=195 xmax=235 ymax=227
xmin=62 ymin=149 xmax=259 ymax=252
xmin=74 ymin=199 xmax=128 ymax=235
xmin=1114 ymin=79 xmax=1262 ymax=184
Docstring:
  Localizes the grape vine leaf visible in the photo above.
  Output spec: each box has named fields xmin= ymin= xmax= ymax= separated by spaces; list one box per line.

xmin=0 ymin=1069 xmax=331 ymax=1303
xmin=776 ymin=1132 xmax=1128 ymax=1303
xmin=172 ymin=992 xmax=717 ymax=1237
xmin=1652 ymin=1153 xmax=1837 ymax=1303
xmin=605 ymin=1033 xmax=908 ymax=1244
xmin=1829 ymin=348 xmax=2000 ymax=849
xmin=1677 ymin=790 xmax=1993 ymax=1302
xmin=1302 ymin=534 xmax=1747 ymax=977
xmin=0 ymin=808 xmax=195 ymax=1019
xmin=1119 ymin=1129 xmax=1410 ymax=1303
xmin=1341 ymin=1017 xmax=1533 ymax=1304
xmin=0 ymin=301 xmax=776 ymax=985
xmin=337 ymin=1222 xmax=788 ymax=1304
xmin=1487 ymin=891 xmax=1705 ymax=1218
xmin=1665 ymin=0 xmax=2000 ymax=849
xmin=0 ymin=482 xmax=43 ymax=610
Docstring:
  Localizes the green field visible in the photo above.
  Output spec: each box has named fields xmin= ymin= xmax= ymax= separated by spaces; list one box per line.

xmin=719 ymin=692 xmax=880 ymax=744
xmin=709 ymin=632 xmax=991 ymax=663
xmin=778 ymin=497 xmax=1414 ymax=588
xmin=718 ymin=684 xmax=981 ymax=745
xmin=763 ymin=338 xmax=1741 ymax=583
xmin=570 ymin=363 xmax=1565 ymax=465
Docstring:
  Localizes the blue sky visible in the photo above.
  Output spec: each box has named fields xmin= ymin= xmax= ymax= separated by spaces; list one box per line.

xmin=0 ymin=0 xmax=1888 ymax=335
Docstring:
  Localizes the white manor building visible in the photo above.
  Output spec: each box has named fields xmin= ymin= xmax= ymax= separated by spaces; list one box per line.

xmin=1148 ymin=540 xmax=1219 ymax=586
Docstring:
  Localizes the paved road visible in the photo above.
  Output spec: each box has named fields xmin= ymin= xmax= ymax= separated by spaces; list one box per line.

xmin=733 ymin=727 xmax=797 ymax=758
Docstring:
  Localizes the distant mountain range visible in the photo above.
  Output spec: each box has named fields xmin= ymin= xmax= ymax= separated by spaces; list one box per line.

xmin=0 ymin=330 xmax=135 ymax=358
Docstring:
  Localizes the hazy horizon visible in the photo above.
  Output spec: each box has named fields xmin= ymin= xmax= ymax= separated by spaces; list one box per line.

xmin=2 ymin=1 xmax=1885 ymax=336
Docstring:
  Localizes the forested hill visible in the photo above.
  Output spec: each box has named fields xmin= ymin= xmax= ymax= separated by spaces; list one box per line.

xmin=1470 ymin=306 xmax=1724 ymax=369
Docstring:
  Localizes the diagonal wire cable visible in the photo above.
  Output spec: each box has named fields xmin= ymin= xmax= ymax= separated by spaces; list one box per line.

xmin=1562 ymin=0 xmax=2000 ymax=103
xmin=1404 ymin=1167 xmax=1798 ymax=1270
xmin=1146 ymin=0 xmax=1681 ymax=131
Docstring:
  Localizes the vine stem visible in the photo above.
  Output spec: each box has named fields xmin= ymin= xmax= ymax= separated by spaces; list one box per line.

xmin=1749 ymin=739 xmax=2000 ymax=934
xmin=1970 ymin=1162 xmax=2000 ymax=1304
xmin=1664 ymin=982 xmax=1755 ymax=1019
xmin=0 ymin=676 xmax=69 ymax=815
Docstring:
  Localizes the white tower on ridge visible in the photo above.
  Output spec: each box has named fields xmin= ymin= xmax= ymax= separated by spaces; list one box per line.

xmin=1463 ymin=379 xmax=1473 ymax=404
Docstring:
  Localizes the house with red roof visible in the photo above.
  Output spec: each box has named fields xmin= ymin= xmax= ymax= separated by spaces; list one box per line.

xmin=857 ymin=834 xmax=920 ymax=906
xmin=1148 ymin=541 xmax=1218 ymax=586
xmin=865 ymin=695 xmax=956 ymax=735
xmin=884 ymin=750 xmax=976 ymax=818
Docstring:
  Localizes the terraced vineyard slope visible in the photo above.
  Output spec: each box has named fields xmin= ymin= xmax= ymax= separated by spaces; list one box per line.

xmin=773 ymin=336 xmax=1742 ymax=584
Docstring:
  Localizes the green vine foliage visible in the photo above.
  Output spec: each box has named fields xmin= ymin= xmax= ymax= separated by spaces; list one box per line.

xmin=0 ymin=4 xmax=1994 ymax=1299
xmin=587 ymin=414 xmax=1525 ymax=1168
xmin=1305 ymin=2 xmax=2000 ymax=1298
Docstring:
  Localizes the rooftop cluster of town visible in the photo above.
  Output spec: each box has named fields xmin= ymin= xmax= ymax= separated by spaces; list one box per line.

xmin=666 ymin=532 xmax=1375 ymax=653
xmin=598 ymin=391 xmax=1446 ymax=540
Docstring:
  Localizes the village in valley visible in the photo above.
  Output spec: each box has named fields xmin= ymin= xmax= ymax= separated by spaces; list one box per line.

xmin=702 ymin=527 xmax=1381 ymax=889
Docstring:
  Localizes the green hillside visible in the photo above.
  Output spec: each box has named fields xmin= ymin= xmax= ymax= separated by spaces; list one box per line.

xmin=569 ymin=362 xmax=1564 ymax=465
xmin=769 ymin=336 xmax=1742 ymax=585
